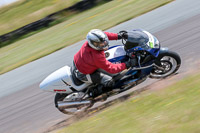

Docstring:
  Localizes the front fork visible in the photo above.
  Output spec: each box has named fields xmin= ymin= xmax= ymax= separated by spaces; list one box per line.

xmin=154 ymin=47 xmax=169 ymax=69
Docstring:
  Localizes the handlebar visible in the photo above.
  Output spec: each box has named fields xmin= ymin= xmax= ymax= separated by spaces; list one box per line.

xmin=119 ymin=30 xmax=128 ymax=45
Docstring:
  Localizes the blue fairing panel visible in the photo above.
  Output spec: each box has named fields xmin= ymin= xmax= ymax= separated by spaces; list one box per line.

xmin=108 ymin=45 xmax=121 ymax=49
xmin=126 ymin=46 xmax=160 ymax=57
xmin=147 ymin=48 xmax=160 ymax=57
xmin=108 ymin=55 xmax=127 ymax=63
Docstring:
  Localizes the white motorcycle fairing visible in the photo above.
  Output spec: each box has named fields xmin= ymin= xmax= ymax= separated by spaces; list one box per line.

xmin=105 ymin=45 xmax=126 ymax=62
xmin=39 ymin=66 xmax=91 ymax=94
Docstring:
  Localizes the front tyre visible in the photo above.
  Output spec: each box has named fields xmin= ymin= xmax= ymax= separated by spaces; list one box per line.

xmin=150 ymin=50 xmax=181 ymax=78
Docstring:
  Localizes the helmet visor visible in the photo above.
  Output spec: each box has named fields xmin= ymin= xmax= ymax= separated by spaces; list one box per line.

xmin=93 ymin=40 xmax=109 ymax=50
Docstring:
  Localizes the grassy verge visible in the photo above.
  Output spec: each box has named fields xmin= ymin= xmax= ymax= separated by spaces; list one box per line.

xmin=0 ymin=0 xmax=173 ymax=74
xmin=0 ymin=0 xmax=79 ymax=35
xmin=56 ymin=73 xmax=200 ymax=133
xmin=0 ymin=0 xmax=110 ymax=48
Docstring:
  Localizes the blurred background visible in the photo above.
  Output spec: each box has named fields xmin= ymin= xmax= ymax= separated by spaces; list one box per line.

xmin=1 ymin=0 xmax=200 ymax=133
xmin=0 ymin=0 xmax=19 ymax=7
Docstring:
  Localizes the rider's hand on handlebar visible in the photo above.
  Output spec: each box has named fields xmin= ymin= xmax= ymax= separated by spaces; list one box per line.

xmin=125 ymin=58 xmax=137 ymax=69
xmin=118 ymin=31 xmax=128 ymax=40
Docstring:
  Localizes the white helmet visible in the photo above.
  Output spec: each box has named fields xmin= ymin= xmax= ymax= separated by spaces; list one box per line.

xmin=86 ymin=29 xmax=109 ymax=50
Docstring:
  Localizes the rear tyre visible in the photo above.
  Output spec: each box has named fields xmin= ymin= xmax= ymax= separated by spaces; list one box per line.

xmin=54 ymin=93 xmax=91 ymax=115
xmin=54 ymin=93 xmax=72 ymax=114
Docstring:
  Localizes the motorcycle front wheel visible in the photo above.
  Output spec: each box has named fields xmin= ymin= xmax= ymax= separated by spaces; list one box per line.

xmin=150 ymin=50 xmax=181 ymax=79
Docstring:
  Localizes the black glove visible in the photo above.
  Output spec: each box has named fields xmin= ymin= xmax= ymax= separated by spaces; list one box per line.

xmin=118 ymin=31 xmax=128 ymax=40
xmin=125 ymin=58 xmax=137 ymax=69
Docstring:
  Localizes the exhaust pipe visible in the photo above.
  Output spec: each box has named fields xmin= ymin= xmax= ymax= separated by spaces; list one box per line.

xmin=57 ymin=100 xmax=91 ymax=109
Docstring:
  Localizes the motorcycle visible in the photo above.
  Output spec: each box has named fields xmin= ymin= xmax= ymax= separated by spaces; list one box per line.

xmin=39 ymin=29 xmax=181 ymax=115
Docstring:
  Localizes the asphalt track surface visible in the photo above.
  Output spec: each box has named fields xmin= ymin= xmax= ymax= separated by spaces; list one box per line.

xmin=1 ymin=0 xmax=200 ymax=132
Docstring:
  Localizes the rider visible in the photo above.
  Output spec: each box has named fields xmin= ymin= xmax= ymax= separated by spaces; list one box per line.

xmin=73 ymin=29 xmax=136 ymax=89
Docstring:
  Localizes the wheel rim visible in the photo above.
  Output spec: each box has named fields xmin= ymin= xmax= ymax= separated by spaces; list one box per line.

xmin=151 ymin=56 xmax=178 ymax=78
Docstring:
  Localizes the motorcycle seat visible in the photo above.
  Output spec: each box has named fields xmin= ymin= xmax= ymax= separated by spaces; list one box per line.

xmin=70 ymin=67 xmax=84 ymax=86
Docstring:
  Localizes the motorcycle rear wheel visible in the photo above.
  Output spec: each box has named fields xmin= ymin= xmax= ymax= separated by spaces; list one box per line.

xmin=54 ymin=93 xmax=92 ymax=115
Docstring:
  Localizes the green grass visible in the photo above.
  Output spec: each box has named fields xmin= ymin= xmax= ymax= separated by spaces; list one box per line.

xmin=0 ymin=0 xmax=111 ymax=48
xmin=0 ymin=0 xmax=173 ymax=74
xmin=57 ymin=73 xmax=200 ymax=133
xmin=0 ymin=0 xmax=79 ymax=35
